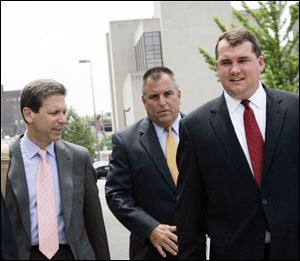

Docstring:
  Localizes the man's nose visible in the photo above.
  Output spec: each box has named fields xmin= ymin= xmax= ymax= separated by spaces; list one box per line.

xmin=230 ymin=62 xmax=241 ymax=74
xmin=158 ymin=95 xmax=167 ymax=106
xmin=58 ymin=113 xmax=67 ymax=123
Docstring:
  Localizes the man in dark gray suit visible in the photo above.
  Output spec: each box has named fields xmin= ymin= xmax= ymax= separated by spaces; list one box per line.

xmin=176 ymin=28 xmax=299 ymax=260
xmin=105 ymin=66 xmax=181 ymax=259
xmin=4 ymin=79 xmax=110 ymax=260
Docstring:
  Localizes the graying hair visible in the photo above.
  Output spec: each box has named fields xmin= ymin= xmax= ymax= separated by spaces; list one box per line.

xmin=142 ymin=66 xmax=178 ymax=95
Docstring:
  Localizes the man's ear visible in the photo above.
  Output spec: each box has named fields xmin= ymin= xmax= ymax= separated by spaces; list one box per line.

xmin=23 ymin=107 xmax=34 ymax=123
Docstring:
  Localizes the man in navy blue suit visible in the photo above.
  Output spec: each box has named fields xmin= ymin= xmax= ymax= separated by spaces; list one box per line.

xmin=106 ymin=66 xmax=182 ymax=259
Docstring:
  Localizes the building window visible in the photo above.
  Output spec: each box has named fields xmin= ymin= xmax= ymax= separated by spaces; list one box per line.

xmin=135 ymin=31 xmax=163 ymax=72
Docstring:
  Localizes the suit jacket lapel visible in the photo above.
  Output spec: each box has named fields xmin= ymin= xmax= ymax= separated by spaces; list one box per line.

xmin=139 ymin=118 xmax=176 ymax=192
xmin=55 ymin=140 xmax=73 ymax=229
xmin=209 ymin=95 xmax=259 ymax=193
xmin=263 ymin=89 xmax=286 ymax=183
xmin=9 ymin=139 xmax=31 ymax=239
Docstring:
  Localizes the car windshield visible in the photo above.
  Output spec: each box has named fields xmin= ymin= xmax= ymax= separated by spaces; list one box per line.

xmin=93 ymin=161 xmax=109 ymax=168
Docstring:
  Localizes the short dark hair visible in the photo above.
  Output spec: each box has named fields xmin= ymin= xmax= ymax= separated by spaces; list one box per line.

xmin=20 ymin=79 xmax=66 ymax=122
xmin=142 ymin=66 xmax=178 ymax=94
xmin=215 ymin=28 xmax=262 ymax=60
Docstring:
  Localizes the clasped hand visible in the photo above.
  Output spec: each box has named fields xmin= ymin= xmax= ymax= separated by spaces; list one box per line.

xmin=149 ymin=224 xmax=178 ymax=258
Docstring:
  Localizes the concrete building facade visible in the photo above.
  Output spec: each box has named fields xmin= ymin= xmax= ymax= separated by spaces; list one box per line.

xmin=107 ymin=2 xmax=233 ymax=130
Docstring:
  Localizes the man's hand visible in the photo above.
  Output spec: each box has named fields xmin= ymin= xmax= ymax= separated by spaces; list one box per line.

xmin=149 ymin=224 xmax=178 ymax=258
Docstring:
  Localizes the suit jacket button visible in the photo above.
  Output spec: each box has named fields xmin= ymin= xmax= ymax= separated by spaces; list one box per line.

xmin=262 ymin=199 xmax=267 ymax=205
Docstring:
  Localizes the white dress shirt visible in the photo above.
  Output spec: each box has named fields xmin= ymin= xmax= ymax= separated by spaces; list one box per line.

xmin=224 ymin=82 xmax=266 ymax=175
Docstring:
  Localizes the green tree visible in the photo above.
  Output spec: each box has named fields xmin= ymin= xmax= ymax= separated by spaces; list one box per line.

xmin=100 ymin=133 xmax=113 ymax=151
xmin=62 ymin=107 xmax=97 ymax=158
xmin=199 ymin=1 xmax=299 ymax=93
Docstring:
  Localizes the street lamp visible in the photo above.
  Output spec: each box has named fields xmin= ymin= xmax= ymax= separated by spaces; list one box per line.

xmin=123 ymin=107 xmax=131 ymax=127
xmin=79 ymin=59 xmax=100 ymax=160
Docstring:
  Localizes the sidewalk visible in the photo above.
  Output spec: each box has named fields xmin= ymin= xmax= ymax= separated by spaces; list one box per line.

xmin=98 ymin=179 xmax=130 ymax=260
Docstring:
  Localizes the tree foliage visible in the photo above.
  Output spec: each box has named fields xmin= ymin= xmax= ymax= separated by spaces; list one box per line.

xmin=199 ymin=1 xmax=299 ymax=93
xmin=62 ymin=107 xmax=97 ymax=158
xmin=100 ymin=133 xmax=113 ymax=151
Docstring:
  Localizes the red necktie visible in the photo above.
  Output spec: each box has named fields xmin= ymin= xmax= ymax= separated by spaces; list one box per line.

xmin=37 ymin=149 xmax=59 ymax=259
xmin=241 ymin=100 xmax=264 ymax=188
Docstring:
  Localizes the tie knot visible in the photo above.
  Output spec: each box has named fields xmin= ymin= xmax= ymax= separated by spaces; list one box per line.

xmin=38 ymin=149 xmax=47 ymax=161
xmin=166 ymin=126 xmax=173 ymax=134
xmin=241 ymin=99 xmax=250 ymax=108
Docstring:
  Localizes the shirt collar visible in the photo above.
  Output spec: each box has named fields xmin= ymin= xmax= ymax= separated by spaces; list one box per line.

xmin=224 ymin=81 xmax=265 ymax=113
xmin=21 ymin=130 xmax=55 ymax=159
xmin=152 ymin=112 xmax=182 ymax=137
xmin=248 ymin=82 xmax=266 ymax=110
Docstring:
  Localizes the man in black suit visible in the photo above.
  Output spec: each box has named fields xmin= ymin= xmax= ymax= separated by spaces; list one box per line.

xmin=176 ymin=28 xmax=299 ymax=260
xmin=1 ymin=193 xmax=20 ymax=260
xmin=105 ymin=66 xmax=182 ymax=259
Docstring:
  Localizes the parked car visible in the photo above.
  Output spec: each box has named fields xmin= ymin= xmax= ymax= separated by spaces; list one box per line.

xmin=92 ymin=160 xmax=109 ymax=179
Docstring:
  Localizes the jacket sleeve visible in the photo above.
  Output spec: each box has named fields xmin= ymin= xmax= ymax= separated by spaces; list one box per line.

xmin=105 ymin=133 xmax=159 ymax=242
xmin=84 ymin=152 xmax=111 ymax=260
xmin=176 ymin=120 xmax=206 ymax=259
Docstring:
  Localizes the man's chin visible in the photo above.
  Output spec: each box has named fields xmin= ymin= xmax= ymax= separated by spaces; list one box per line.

xmin=51 ymin=134 xmax=62 ymax=141
xmin=158 ymin=119 xmax=173 ymax=128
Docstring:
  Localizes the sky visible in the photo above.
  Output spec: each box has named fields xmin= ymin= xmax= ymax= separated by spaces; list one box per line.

xmin=1 ymin=1 xmax=154 ymax=116
xmin=1 ymin=1 xmax=295 ymax=117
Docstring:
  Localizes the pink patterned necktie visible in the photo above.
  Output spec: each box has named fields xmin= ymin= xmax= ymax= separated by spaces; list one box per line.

xmin=37 ymin=149 xmax=59 ymax=259
xmin=241 ymin=100 xmax=264 ymax=188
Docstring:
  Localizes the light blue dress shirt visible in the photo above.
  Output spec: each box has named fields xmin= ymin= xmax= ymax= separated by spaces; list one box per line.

xmin=153 ymin=113 xmax=181 ymax=157
xmin=20 ymin=132 xmax=67 ymax=245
